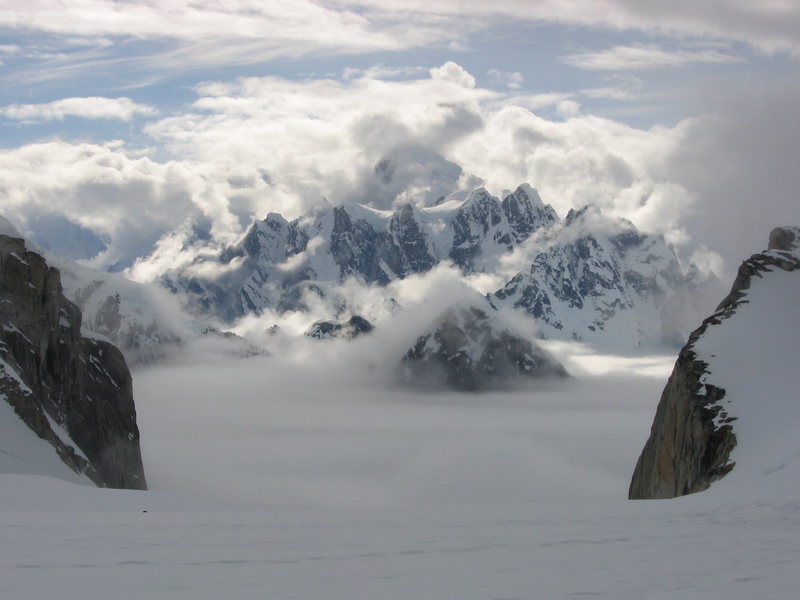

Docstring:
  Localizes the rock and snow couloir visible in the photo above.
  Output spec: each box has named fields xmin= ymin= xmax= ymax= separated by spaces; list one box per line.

xmin=629 ymin=226 xmax=800 ymax=499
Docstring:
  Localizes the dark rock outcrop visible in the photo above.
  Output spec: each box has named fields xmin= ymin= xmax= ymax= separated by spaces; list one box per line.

xmin=305 ymin=315 xmax=374 ymax=340
xmin=629 ymin=226 xmax=800 ymax=499
xmin=199 ymin=327 xmax=266 ymax=358
xmin=399 ymin=305 xmax=568 ymax=391
xmin=0 ymin=234 xmax=146 ymax=489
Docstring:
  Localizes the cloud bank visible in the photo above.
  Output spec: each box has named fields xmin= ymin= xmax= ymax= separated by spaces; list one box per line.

xmin=2 ymin=59 xmax=797 ymax=281
xmin=0 ymin=97 xmax=157 ymax=122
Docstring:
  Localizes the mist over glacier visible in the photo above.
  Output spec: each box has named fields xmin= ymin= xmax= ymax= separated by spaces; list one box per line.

xmin=132 ymin=342 xmax=674 ymax=507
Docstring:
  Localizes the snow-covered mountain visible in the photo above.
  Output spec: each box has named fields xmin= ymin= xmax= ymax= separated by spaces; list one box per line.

xmin=399 ymin=304 xmax=568 ymax=391
xmin=160 ymin=184 xmax=558 ymax=321
xmin=159 ymin=184 xmax=706 ymax=349
xmin=48 ymin=254 xmax=189 ymax=364
xmin=1 ymin=214 xmax=190 ymax=365
xmin=491 ymin=204 xmax=703 ymax=348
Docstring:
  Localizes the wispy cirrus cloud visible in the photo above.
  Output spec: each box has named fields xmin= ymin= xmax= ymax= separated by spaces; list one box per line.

xmin=1 ymin=1 xmax=797 ymax=83
xmin=0 ymin=97 xmax=157 ymax=122
xmin=562 ymin=44 xmax=745 ymax=71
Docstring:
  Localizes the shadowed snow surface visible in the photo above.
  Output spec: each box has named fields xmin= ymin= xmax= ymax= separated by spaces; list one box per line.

xmin=1 ymin=347 xmax=798 ymax=599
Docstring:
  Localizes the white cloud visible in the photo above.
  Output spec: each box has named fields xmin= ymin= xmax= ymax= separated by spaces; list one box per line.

xmin=145 ymin=66 xmax=492 ymax=216
xmin=488 ymin=69 xmax=524 ymax=89
xmin=0 ymin=97 xmax=157 ymax=122
xmin=429 ymin=62 xmax=476 ymax=88
xmin=1 ymin=0 xmax=797 ymax=90
xmin=662 ymin=80 xmax=800 ymax=277
xmin=2 ymin=1 xmax=795 ymax=91
xmin=344 ymin=1 xmax=800 ymax=54
xmin=562 ymin=44 xmax=745 ymax=71
xmin=498 ymin=93 xmax=575 ymax=112
xmin=0 ymin=62 xmax=709 ymax=276
xmin=556 ymin=100 xmax=582 ymax=118
xmin=0 ymin=141 xmax=239 ymax=273
xmin=342 ymin=64 xmax=427 ymax=81
xmin=580 ymin=87 xmax=640 ymax=100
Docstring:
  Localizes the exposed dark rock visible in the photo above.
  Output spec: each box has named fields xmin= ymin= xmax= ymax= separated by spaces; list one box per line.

xmin=629 ymin=227 xmax=800 ymax=499
xmin=0 ymin=234 xmax=146 ymax=489
xmin=399 ymin=306 xmax=568 ymax=391
xmin=305 ymin=315 xmax=374 ymax=340
xmin=501 ymin=184 xmax=559 ymax=246
xmin=200 ymin=327 xmax=266 ymax=358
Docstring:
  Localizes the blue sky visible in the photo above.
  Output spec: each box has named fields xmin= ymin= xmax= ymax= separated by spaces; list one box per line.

xmin=0 ymin=1 xmax=798 ymax=278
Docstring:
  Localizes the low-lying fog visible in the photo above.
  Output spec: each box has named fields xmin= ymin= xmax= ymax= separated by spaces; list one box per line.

xmin=134 ymin=339 xmax=675 ymax=507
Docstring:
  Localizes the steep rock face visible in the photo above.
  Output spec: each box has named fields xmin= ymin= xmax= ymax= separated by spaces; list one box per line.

xmin=629 ymin=226 xmax=800 ymax=499
xmin=0 ymin=234 xmax=146 ymax=489
xmin=492 ymin=205 xmax=695 ymax=347
xmin=399 ymin=305 xmax=568 ymax=391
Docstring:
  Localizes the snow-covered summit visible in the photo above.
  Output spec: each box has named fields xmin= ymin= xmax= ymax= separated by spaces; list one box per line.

xmin=492 ymin=203 xmax=697 ymax=347
xmin=160 ymin=184 xmax=560 ymax=322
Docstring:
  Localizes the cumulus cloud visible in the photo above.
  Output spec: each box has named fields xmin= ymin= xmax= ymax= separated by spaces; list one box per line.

xmin=145 ymin=67 xmax=493 ymax=216
xmin=562 ymin=44 xmax=745 ymax=71
xmin=0 ymin=96 xmax=157 ymax=122
xmin=662 ymin=80 xmax=800 ymax=276
xmin=429 ymin=62 xmax=476 ymax=88
xmin=499 ymin=93 xmax=575 ymax=112
xmin=0 ymin=141 xmax=239 ymax=272
xmin=0 ymin=62 xmax=710 ymax=276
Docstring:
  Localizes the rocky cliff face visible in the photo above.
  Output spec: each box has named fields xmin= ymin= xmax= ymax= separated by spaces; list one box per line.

xmin=629 ymin=226 xmax=800 ymax=499
xmin=399 ymin=305 xmax=568 ymax=391
xmin=0 ymin=234 xmax=146 ymax=489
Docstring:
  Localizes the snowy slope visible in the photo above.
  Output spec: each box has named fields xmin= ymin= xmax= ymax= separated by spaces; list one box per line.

xmin=1 ymin=349 xmax=798 ymax=599
xmin=692 ymin=248 xmax=800 ymax=496
xmin=629 ymin=227 xmax=800 ymax=499
xmin=0 ymin=398 xmax=90 ymax=484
